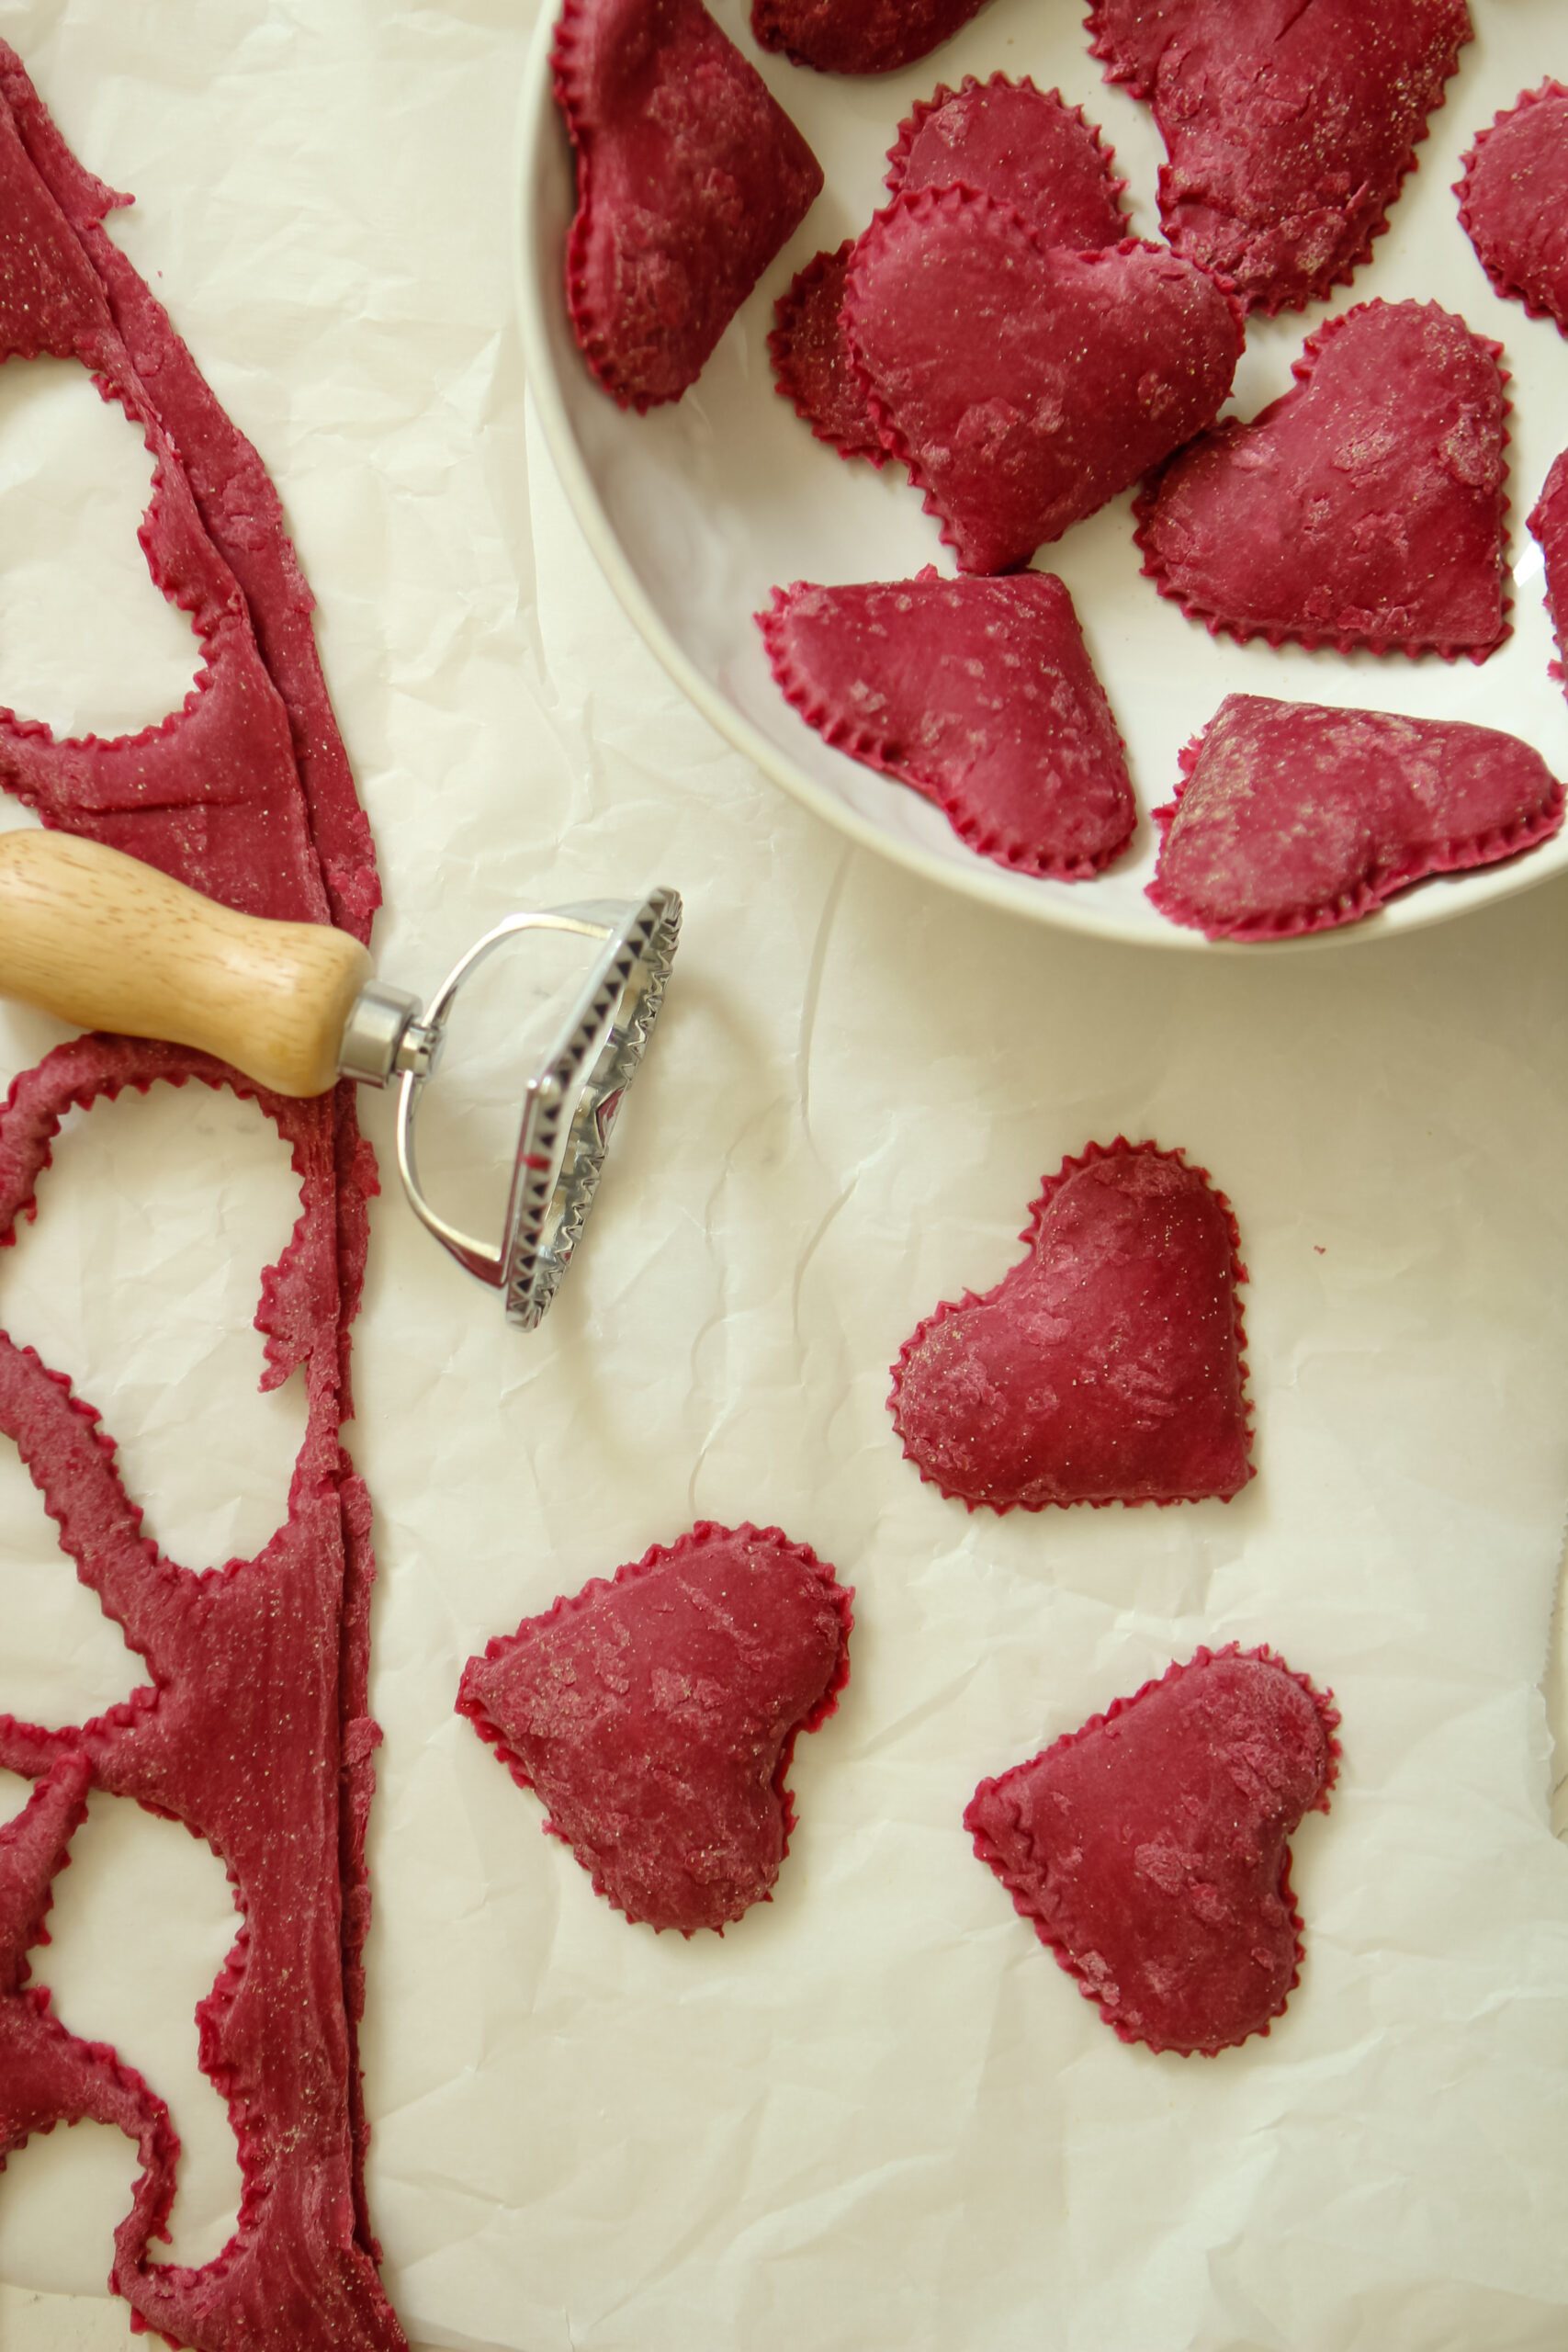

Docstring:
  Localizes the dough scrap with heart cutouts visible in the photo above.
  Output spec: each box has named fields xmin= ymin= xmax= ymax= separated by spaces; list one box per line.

xmin=0 ymin=36 xmax=400 ymax=2347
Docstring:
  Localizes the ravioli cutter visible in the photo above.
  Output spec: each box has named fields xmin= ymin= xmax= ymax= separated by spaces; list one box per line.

xmin=0 ymin=830 xmax=680 ymax=1329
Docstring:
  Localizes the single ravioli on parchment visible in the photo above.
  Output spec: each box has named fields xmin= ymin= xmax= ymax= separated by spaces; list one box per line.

xmin=966 ymin=1645 xmax=1340 ymax=2056
xmin=889 ymin=1141 xmax=1254 ymax=1511
xmin=457 ymin=1523 xmax=852 ymax=1935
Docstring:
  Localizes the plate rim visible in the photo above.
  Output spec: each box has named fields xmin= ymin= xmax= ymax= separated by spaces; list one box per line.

xmin=512 ymin=7 xmax=1568 ymax=958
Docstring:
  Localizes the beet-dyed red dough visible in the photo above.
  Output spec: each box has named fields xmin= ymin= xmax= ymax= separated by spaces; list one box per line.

xmin=1149 ymin=695 xmax=1565 ymax=943
xmin=553 ymin=0 xmax=821 ymax=411
xmin=0 ymin=40 xmax=401 ymax=2352
xmin=757 ymin=571 xmax=1135 ymax=878
xmin=966 ymin=1646 xmax=1339 ymax=2055
xmin=1529 ymin=450 xmax=1568 ymax=690
xmin=889 ymin=1141 xmax=1253 ymax=1510
xmin=843 ymin=192 xmax=1242 ymax=574
xmin=0 ymin=52 xmax=378 ymax=933
xmin=1135 ymin=300 xmax=1511 ymax=660
xmin=459 ymin=1525 xmax=852 ymax=1934
xmin=0 ymin=1048 xmax=395 ymax=2352
xmin=1457 ymin=83 xmax=1568 ymax=335
xmin=771 ymin=81 xmax=1126 ymax=467
xmin=886 ymin=75 xmax=1127 ymax=245
xmin=751 ymin=0 xmax=988 ymax=74
xmin=1088 ymin=0 xmax=1472 ymax=315
xmin=769 ymin=242 xmax=888 ymax=465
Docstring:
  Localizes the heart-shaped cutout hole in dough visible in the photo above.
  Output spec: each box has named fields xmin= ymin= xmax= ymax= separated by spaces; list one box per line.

xmin=0 ymin=358 xmax=205 ymax=740
xmin=0 ymin=1084 xmax=308 ymax=1570
xmin=0 ymin=1438 xmax=146 ymax=1731
xmin=0 ymin=1774 xmax=243 ymax=2267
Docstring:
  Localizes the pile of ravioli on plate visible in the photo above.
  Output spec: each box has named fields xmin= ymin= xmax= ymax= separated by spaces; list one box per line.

xmin=551 ymin=0 xmax=1568 ymax=938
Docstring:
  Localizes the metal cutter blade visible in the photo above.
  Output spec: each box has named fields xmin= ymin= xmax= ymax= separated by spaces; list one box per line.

xmin=389 ymin=887 xmax=681 ymax=1327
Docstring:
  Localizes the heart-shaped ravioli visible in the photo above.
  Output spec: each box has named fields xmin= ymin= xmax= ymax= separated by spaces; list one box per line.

xmin=769 ymin=241 xmax=890 ymax=465
xmin=889 ymin=1141 xmax=1252 ymax=1510
xmin=1458 ymin=82 xmax=1568 ymax=334
xmin=1089 ymin=0 xmax=1472 ymax=314
xmin=1529 ymin=450 xmax=1568 ymax=693
xmin=966 ymin=1645 xmax=1339 ymax=2056
xmin=885 ymin=74 xmax=1128 ymax=241
xmin=751 ymin=0 xmax=989 ymax=75
xmin=1135 ymin=300 xmax=1511 ymax=659
xmin=553 ymin=0 xmax=822 ymax=411
xmin=771 ymin=80 xmax=1127 ymax=467
xmin=457 ymin=1523 xmax=852 ymax=1934
xmin=843 ymin=191 xmax=1242 ymax=573
xmin=757 ymin=570 xmax=1135 ymax=878
xmin=1148 ymin=694 xmax=1565 ymax=941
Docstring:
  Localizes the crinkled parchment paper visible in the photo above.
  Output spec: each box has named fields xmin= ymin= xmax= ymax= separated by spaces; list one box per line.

xmin=0 ymin=5 xmax=1565 ymax=2348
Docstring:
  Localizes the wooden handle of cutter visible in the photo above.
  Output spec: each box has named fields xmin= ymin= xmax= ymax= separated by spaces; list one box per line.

xmin=0 ymin=830 xmax=373 ymax=1096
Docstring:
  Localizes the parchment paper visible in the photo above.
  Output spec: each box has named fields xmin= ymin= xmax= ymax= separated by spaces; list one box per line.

xmin=0 ymin=6 xmax=1565 ymax=2350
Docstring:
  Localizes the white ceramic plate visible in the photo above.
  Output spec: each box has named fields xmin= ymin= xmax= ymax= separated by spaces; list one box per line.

xmin=515 ymin=0 xmax=1568 ymax=949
